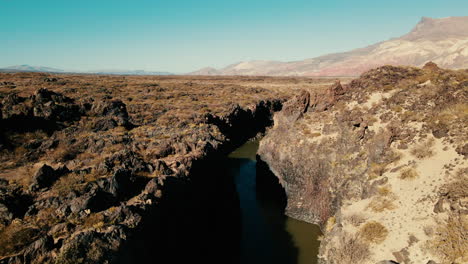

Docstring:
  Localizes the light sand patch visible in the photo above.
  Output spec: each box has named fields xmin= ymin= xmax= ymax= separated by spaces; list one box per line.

xmin=339 ymin=136 xmax=466 ymax=263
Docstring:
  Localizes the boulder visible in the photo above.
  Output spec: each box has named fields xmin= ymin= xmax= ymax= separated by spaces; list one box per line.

xmin=279 ymin=90 xmax=310 ymax=123
xmin=29 ymin=164 xmax=70 ymax=191
xmin=91 ymin=100 xmax=130 ymax=127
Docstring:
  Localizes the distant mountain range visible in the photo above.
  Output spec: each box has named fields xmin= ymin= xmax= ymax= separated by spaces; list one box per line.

xmin=0 ymin=65 xmax=64 ymax=73
xmin=190 ymin=16 xmax=468 ymax=76
xmin=0 ymin=65 xmax=173 ymax=75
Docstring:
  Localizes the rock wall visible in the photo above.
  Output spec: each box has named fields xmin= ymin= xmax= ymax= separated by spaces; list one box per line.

xmin=258 ymin=64 xmax=467 ymax=263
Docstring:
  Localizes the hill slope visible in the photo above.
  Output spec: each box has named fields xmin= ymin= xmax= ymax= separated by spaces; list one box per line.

xmin=190 ymin=16 xmax=468 ymax=76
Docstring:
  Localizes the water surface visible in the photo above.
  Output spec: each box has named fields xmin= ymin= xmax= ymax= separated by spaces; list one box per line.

xmin=229 ymin=140 xmax=322 ymax=264
xmin=123 ymin=140 xmax=321 ymax=264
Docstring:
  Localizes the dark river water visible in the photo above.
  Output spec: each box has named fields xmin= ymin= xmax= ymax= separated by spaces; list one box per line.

xmin=122 ymin=140 xmax=321 ymax=264
xmin=228 ymin=140 xmax=322 ymax=264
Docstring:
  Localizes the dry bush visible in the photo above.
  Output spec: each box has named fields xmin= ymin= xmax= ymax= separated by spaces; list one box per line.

xmin=328 ymin=232 xmax=371 ymax=264
xmin=377 ymin=185 xmax=392 ymax=196
xmin=427 ymin=214 xmax=468 ymax=264
xmin=440 ymin=168 xmax=468 ymax=199
xmin=439 ymin=103 xmax=468 ymax=121
xmin=82 ymin=213 xmax=105 ymax=229
xmin=368 ymin=162 xmax=388 ymax=179
xmin=51 ymin=145 xmax=81 ymax=162
xmin=359 ymin=221 xmax=389 ymax=244
xmin=410 ymin=138 xmax=435 ymax=159
xmin=53 ymin=172 xmax=85 ymax=196
xmin=347 ymin=213 xmax=366 ymax=227
xmin=0 ymin=222 xmax=40 ymax=256
xmin=367 ymin=196 xmax=396 ymax=212
xmin=325 ymin=216 xmax=336 ymax=232
xmin=400 ymin=167 xmax=419 ymax=180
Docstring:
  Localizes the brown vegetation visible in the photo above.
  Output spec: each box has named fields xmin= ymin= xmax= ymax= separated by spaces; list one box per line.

xmin=328 ymin=232 xmax=371 ymax=263
xmin=359 ymin=221 xmax=389 ymax=244
xmin=410 ymin=138 xmax=435 ymax=159
xmin=399 ymin=167 xmax=419 ymax=180
xmin=427 ymin=214 xmax=468 ymax=263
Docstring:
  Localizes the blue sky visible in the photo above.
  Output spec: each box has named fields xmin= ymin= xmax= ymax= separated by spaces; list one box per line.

xmin=1 ymin=0 xmax=467 ymax=73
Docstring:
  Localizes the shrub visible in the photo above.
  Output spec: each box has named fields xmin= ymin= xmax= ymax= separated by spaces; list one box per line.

xmin=0 ymin=222 xmax=40 ymax=256
xmin=367 ymin=196 xmax=396 ymax=212
xmin=83 ymin=213 xmax=105 ymax=229
xmin=359 ymin=221 xmax=389 ymax=244
xmin=326 ymin=216 xmax=336 ymax=232
xmin=440 ymin=168 xmax=468 ymax=199
xmin=400 ymin=167 xmax=419 ymax=180
xmin=368 ymin=162 xmax=388 ymax=179
xmin=410 ymin=138 xmax=435 ymax=159
xmin=328 ymin=232 xmax=371 ymax=263
xmin=377 ymin=185 xmax=392 ymax=196
xmin=347 ymin=213 xmax=366 ymax=227
xmin=427 ymin=214 xmax=468 ymax=263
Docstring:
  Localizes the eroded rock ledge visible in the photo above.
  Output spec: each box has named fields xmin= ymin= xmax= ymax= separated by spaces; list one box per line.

xmin=0 ymin=78 xmax=283 ymax=263
xmin=258 ymin=63 xmax=467 ymax=264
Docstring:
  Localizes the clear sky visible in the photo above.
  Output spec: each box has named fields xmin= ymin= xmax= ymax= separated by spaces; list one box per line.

xmin=1 ymin=0 xmax=467 ymax=73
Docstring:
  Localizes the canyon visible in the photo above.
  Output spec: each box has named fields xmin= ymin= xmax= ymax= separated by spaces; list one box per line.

xmin=0 ymin=63 xmax=466 ymax=264
xmin=0 ymin=73 xmax=338 ymax=263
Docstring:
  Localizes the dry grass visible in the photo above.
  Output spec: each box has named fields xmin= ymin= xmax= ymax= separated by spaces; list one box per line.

xmin=82 ymin=213 xmax=105 ymax=229
xmin=368 ymin=162 xmax=388 ymax=179
xmin=439 ymin=103 xmax=468 ymax=122
xmin=440 ymin=168 xmax=468 ymax=199
xmin=399 ymin=167 xmax=419 ymax=180
xmin=347 ymin=213 xmax=366 ymax=227
xmin=410 ymin=137 xmax=435 ymax=159
xmin=367 ymin=196 xmax=396 ymax=212
xmin=328 ymin=232 xmax=371 ymax=263
xmin=52 ymin=172 xmax=85 ymax=196
xmin=427 ymin=214 xmax=468 ymax=264
xmin=325 ymin=216 xmax=336 ymax=232
xmin=0 ymin=221 xmax=40 ymax=256
xmin=359 ymin=221 xmax=389 ymax=244
xmin=377 ymin=185 xmax=392 ymax=196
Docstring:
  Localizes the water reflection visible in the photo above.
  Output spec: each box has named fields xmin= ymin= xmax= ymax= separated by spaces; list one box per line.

xmin=229 ymin=140 xmax=322 ymax=264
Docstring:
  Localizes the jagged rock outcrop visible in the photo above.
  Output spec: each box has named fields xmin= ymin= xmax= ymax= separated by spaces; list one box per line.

xmin=0 ymin=80 xmax=284 ymax=263
xmin=29 ymin=164 xmax=70 ymax=191
xmin=259 ymin=63 xmax=467 ymax=263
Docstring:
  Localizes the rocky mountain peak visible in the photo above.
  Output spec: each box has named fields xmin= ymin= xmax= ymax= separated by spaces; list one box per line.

xmin=401 ymin=16 xmax=468 ymax=41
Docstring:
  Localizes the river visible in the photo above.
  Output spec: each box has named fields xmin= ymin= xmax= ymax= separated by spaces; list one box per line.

xmin=229 ymin=140 xmax=322 ymax=264
xmin=121 ymin=140 xmax=321 ymax=264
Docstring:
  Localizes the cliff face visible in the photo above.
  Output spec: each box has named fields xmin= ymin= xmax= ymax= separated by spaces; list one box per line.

xmin=258 ymin=64 xmax=467 ymax=263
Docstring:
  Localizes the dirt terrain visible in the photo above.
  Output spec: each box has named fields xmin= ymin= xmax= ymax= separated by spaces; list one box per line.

xmin=258 ymin=63 xmax=467 ymax=263
xmin=0 ymin=73 xmax=346 ymax=263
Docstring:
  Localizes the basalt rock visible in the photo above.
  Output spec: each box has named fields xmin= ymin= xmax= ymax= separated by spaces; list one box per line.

xmin=259 ymin=65 xmax=467 ymax=264
xmin=0 ymin=89 xmax=83 ymax=134
xmin=29 ymin=164 xmax=70 ymax=192
xmin=0 ymin=74 xmax=285 ymax=263
xmin=90 ymin=100 xmax=132 ymax=128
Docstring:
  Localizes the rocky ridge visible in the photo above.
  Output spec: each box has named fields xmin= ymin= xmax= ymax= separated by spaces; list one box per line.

xmin=258 ymin=63 xmax=467 ymax=263
xmin=0 ymin=73 xmax=291 ymax=263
